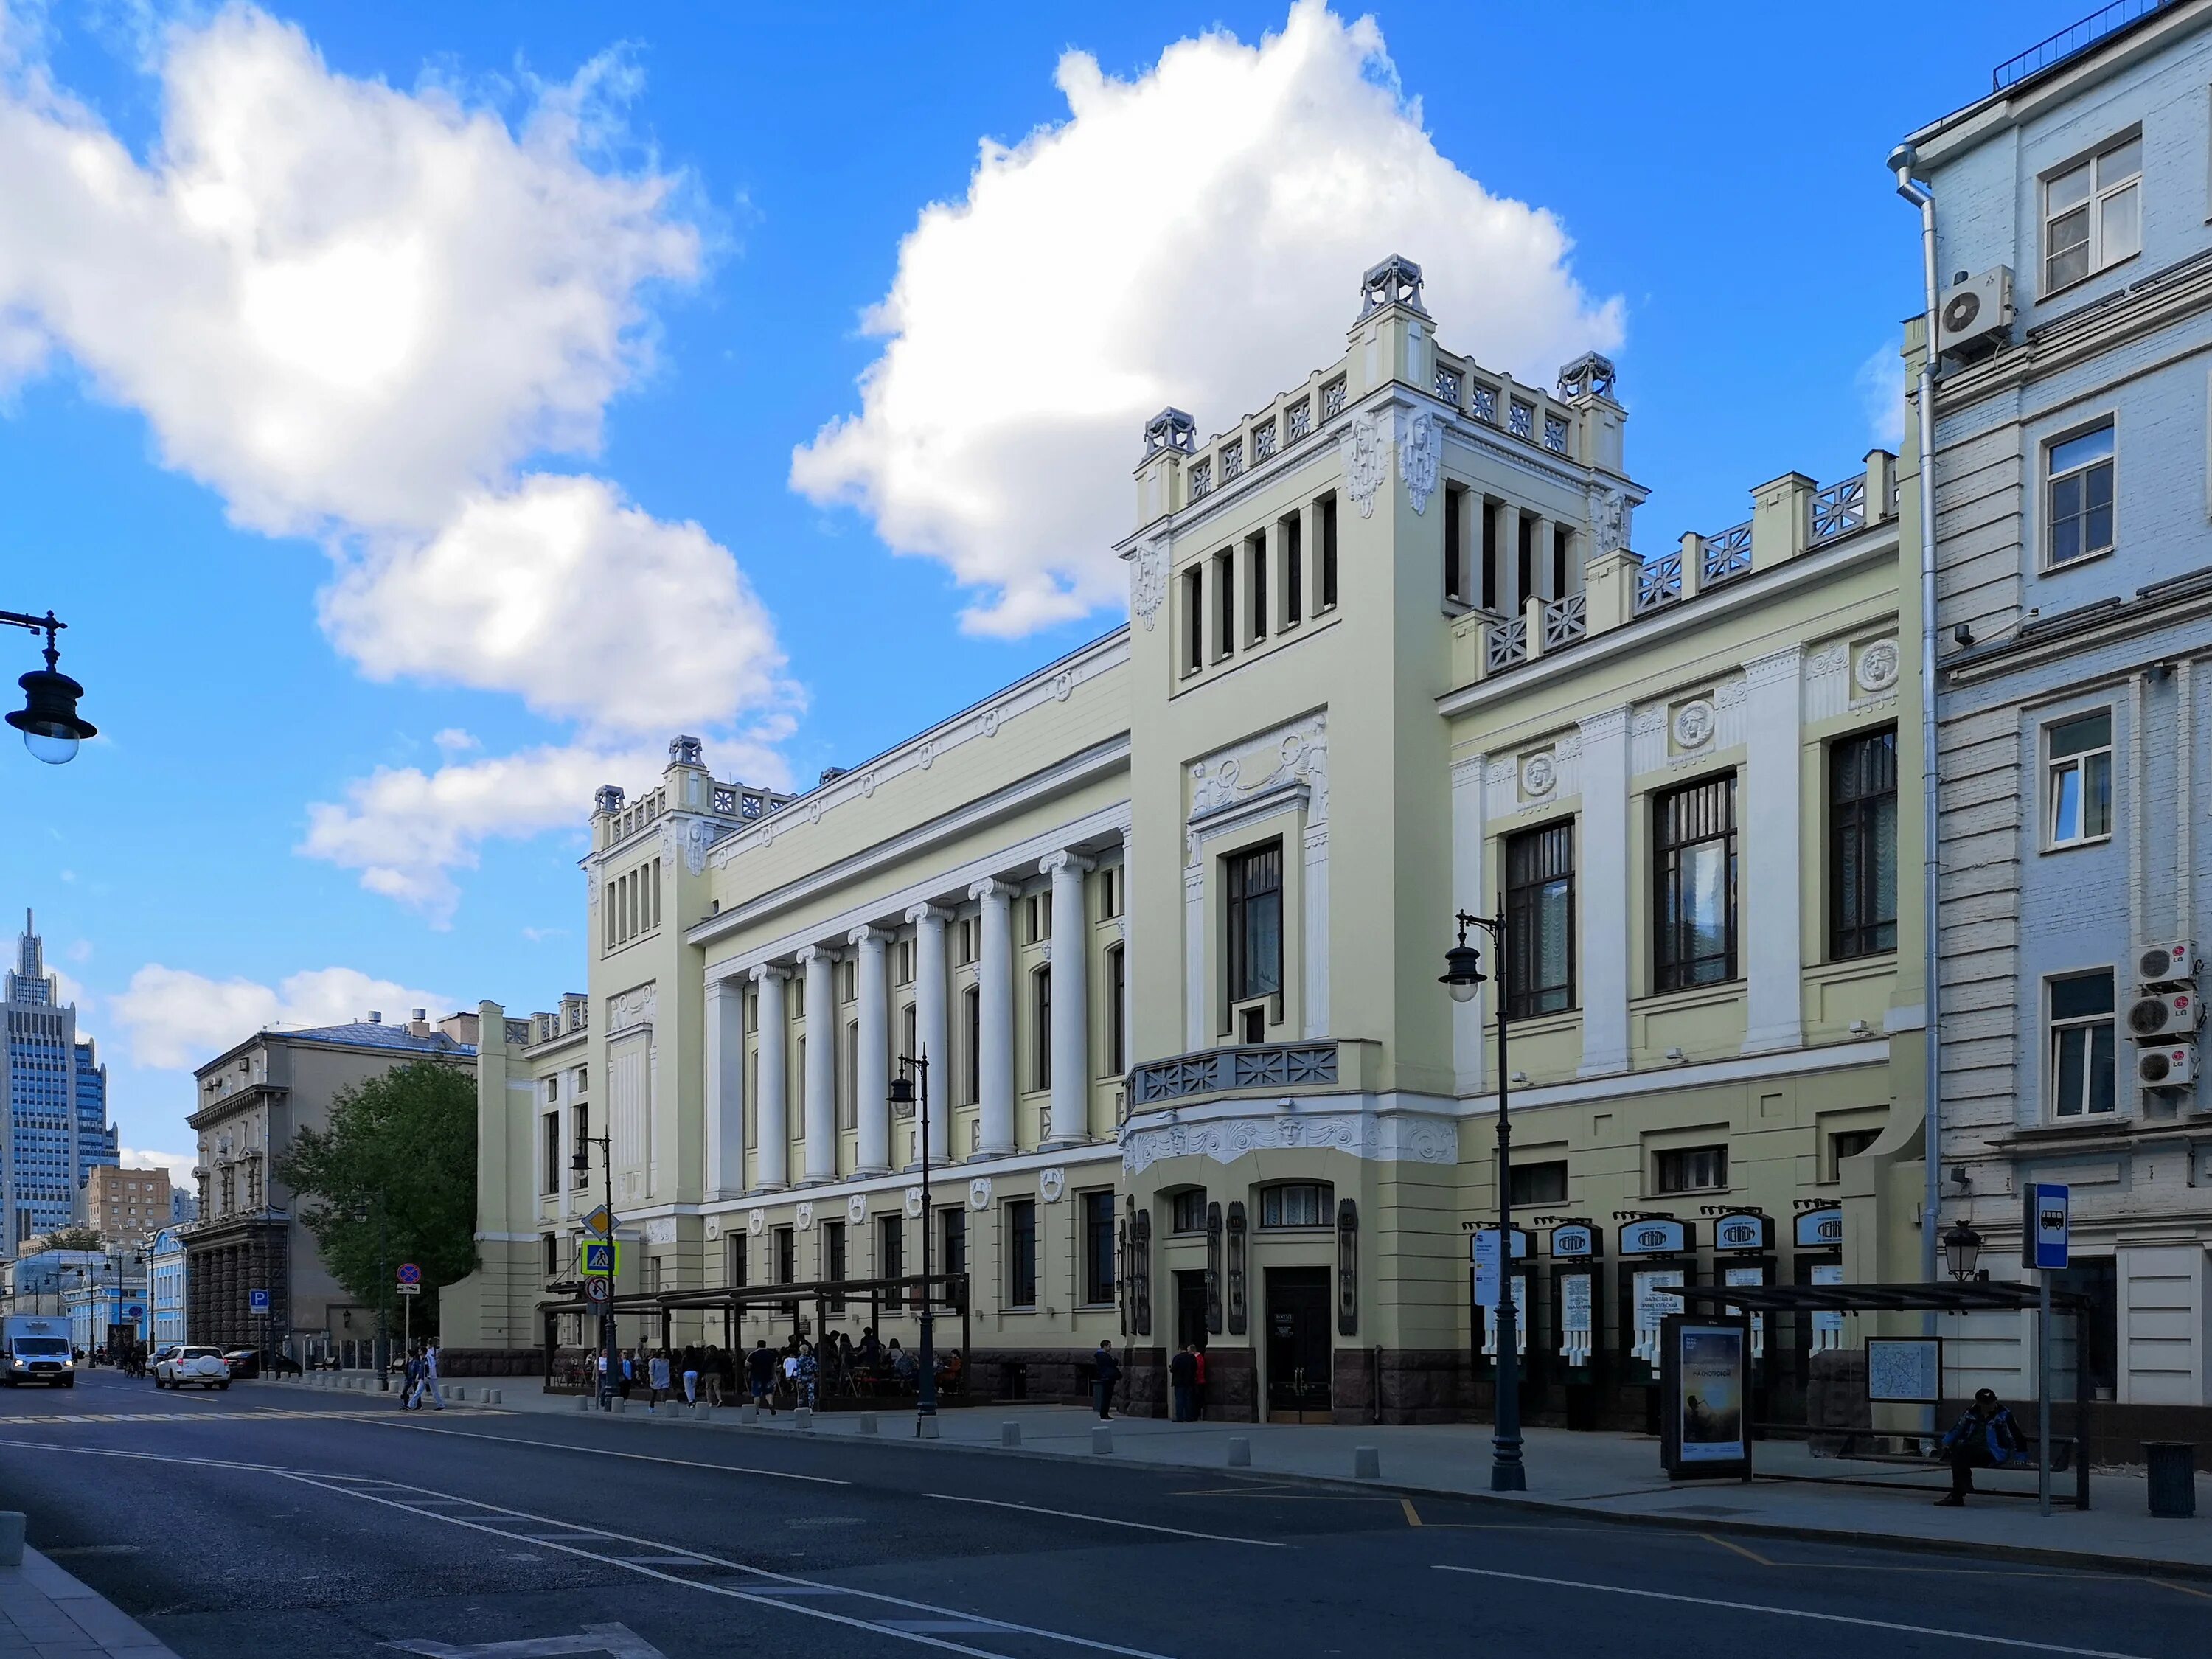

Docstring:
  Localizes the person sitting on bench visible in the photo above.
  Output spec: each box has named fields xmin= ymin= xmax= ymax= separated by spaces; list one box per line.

xmin=1932 ymin=1388 xmax=2031 ymax=1506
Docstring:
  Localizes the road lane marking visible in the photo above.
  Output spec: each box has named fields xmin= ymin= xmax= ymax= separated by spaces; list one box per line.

xmin=1400 ymin=1498 xmax=1422 ymax=1528
xmin=1700 ymin=1532 xmax=1771 ymax=1565
xmin=925 ymin=1492 xmax=1287 ymax=1548
xmin=358 ymin=1419 xmax=847 ymax=1486
xmin=1432 ymin=1565 xmax=2154 ymax=1658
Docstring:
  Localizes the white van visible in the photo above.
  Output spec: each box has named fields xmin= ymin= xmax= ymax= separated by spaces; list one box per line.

xmin=1 ymin=1315 xmax=76 ymax=1388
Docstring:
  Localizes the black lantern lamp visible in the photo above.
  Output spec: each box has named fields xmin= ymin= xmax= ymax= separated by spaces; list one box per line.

xmin=4 ymin=611 xmax=94 ymax=765
xmin=888 ymin=1074 xmax=915 ymax=1113
xmin=1942 ymin=1218 xmax=1983 ymax=1282
xmin=1439 ymin=913 xmax=1487 ymax=1003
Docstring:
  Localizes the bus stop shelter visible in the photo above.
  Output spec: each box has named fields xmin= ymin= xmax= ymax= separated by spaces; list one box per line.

xmin=1665 ymin=1279 xmax=2093 ymax=1509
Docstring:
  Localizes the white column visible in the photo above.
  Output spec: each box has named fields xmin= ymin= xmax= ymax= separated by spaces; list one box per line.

xmin=1577 ymin=709 xmax=1631 ymax=1076
xmin=1303 ymin=809 xmax=1330 ymax=1040
xmin=1742 ymin=648 xmax=1805 ymax=1052
xmin=970 ymin=879 xmax=1016 ymax=1156
xmin=1043 ymin=852 xmax=1093 ymax=1146
xmin=800 ymin=945 xmax=837 ymax=1181
xmin=1118 ymin=827 xmax=1135 ymax=1069
xmin=1183 ymin=860 xmax=1206 ymax=1051
xmin=1449 ymin=754 xmax=1486 ymax=1093
xmin=851 ymin=926 xmax=890 ymax=1175
xmin=907 ymin=904 xmax=951 ymax=1164
xmin=703 ymin=974 xmax=745 ymax=1198
xmin=751 ymin=966 xmax=787 ymax=1190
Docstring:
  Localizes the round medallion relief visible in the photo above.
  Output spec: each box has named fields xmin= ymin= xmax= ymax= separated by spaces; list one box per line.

xmin=747 ymin=1210 xmax=765 ymax=1237
xmin=1855 ymin=639 xmax=1900 ymax=693
xmin=1672 ymin=700 xmax=1716 ymax=750
xmin=1520 ymin=752 xmax=1557 ymax=798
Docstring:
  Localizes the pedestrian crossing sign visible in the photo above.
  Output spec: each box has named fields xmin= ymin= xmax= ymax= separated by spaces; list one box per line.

xmin=579 ymin=1239 xmax=620 ymax=1277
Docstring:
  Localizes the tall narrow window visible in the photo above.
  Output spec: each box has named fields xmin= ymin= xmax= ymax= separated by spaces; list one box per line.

xmin=1082 ymin=1190 xmax=1116 ymax=1305
xmin=1281 ymin=513 xmax=1303 ymax=625
xmin=2043 ymin=133 xmax=2140 ymax=292
xmin=1006 ymin=1200 xmax=1037 ymax=1307
xmin=942 ymin=1206 xmax=967 ymax=1284
xmin=2045 ymin=422 xmax=2115 ymax=567
xmin=1214 ymin=549 xmax=1236 ymax=659
xmin=728 ymin=1236 xmax=748 ymax=1288
xmin=877 ymin=1213 xmax=903 ymax=1280
xmin=1481 ymin=498 xmax=1500 ymax=611
xmin=1551 ymin=524 xmax=1571 ymax=597
xmin=1248 ymin=531 xmax=1268 ymax=643
xmin=960 ymin=984 xmax=981 ymax=1105
xmin=1830 ymin=727 xmax=1899 ymax=959
xmin=1182 ymin=567 xmax=1204 ymax=675
xmin=540 ymin=1114 xmax=560 ymax=1196
xmin=1225 ymin=841 xmax=1284 ymax=1007
xmin=1318 ymin=495 xmax=1338 ymax=609
xmin=1517 ymin=512 xmax=1536 ymax=605
xmin=2048 ymin=970 xmax=2116 ymax=1118
xmin=824 ymin=1220 xmax=847 ymax=1306
xmin=2046 ymin=711 xmax=2113 ymax=848
xmin=900 ymin=1003 xmax=917 ymax=1067
xmin=1504 ymin=821 xmax=1575 ymax=1016
xmin=1654 ymin=774 xmax=1738 ymax=991
xmin=838 ymin=1020 xmax=858 ymax=1130
xmin=571 ymin=1104 xmax=591 ymax=1188
xmin=774 ymin=1226 xmax=795 ymax=1284
xmin=1107 ymin=945 xmax=1127 ymax=1074
xmin=1032 ymin=968 xmax=1052 ymax=1092
xmin=1444 ymin=484 xmax=1467 ymax=604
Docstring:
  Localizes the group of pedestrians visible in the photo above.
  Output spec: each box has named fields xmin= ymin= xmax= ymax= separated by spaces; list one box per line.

xmin=398 ymin=1341 xmax=444 ymax=1410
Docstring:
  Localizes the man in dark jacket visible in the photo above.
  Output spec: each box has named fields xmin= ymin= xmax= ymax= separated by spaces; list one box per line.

xmin=1168 ymin=1345 xmax=1197 ymax=1422
xmin=746 ymin=1339 xmax=778 ymax=1414
xmin=1092 ymin=1339 xmax=1121 ymax=1419
xmin=1933 ymin=1388 xmax=2029 ymax=1505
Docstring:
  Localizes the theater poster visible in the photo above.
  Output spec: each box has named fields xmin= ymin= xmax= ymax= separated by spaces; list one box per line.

xmin=1660 ymin=1313 xmax=1750 ymax=1480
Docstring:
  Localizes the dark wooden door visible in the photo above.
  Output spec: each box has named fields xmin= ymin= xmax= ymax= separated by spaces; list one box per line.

xmin=1265 ymin=1267 xmax=1331 ymax=1421
xmin=1175 ymin=1271 xmax=1208 ymax=1352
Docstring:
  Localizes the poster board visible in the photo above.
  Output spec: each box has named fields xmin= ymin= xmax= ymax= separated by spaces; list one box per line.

xmin=1660 ymin=1313 xmax=1751 ymax=1480
xmin=1865 ymin=1337 xmax=1942 ymax=1403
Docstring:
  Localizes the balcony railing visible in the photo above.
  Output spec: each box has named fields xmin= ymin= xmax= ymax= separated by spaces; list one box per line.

xmin=1485 ymin=613 xmax=1528 ymax=674
xmin=1540 ymin=591 xmax=1587 ymax=651
xmin=1634 ymin=551 xmax=1683 ymax=615
xmin=1130 ymin=1042 xmax=1340 ymax=1107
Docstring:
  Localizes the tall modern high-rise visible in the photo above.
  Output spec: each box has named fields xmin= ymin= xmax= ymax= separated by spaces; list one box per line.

xmin=4 ymin=912 xmax=116 ymax=1256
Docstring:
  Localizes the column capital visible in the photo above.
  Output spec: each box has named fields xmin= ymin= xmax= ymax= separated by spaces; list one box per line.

xmin=968 ymin=877 xmax=1010 ymax=902
xmin=905 ymin=902 xmax=952 ymax=927
xmin=1040 ymin=849 xmax=1096 ymax=877
xmin=749 ymin=962 xmax=788 ymax=984
xmin=1577 ymin=706 xmax=1631 ymax=741
xmin=795 ymin=943 xmax=830 ymax=967
xmin=1744 ymin=644 xmax=1806 ymax=689
xmin=847 ymin=925 xmax=887 ymax=949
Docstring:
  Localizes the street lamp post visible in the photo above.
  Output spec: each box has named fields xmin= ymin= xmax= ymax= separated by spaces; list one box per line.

xmin=572 ymin=1129 xmax=616 ymax=1410
xmin=1 ymin=609 xmax=95 ymax=765
xmin=1440 ymin=906 xmax=1527 ymax=1492
xmin=888 ymin=1053 xmax=937 ymax=1426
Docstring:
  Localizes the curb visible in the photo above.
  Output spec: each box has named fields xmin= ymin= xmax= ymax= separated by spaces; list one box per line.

xmin=338 ymin=1382 xmax=2212 ymax=1584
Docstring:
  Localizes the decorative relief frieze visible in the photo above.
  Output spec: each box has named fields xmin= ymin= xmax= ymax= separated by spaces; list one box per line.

xmin=967 ymin=1176 xmax=993 ymax=1212
xmin=1397 ymin=408 xmax=1441 ymax=515
xmin=796 ymin=1200 xmax=814 ymax=1231
xmin=606 ymin=983 xmax=656 ymax=1034
xmin=1338 ymin=410 xmax=1388 ymax=518
xmin=1854 ymin=638 xmax=1900 ymax=696
xmin=1040 ymin=1167 xmax=1067 ymax=1203
xmin=643 ymin=1217 xmax=677 ymax=1245
xmin=657 ymin=815 xmax=717 ymax=876
xmin=1188 ymin=712 xmax=1328 ymax=828
xmin=1803 ymin=643 xmax=1851 ymax=723
xmin=1130 ymin=538 xmax=1169 ymax=632
xmin=748 ymin=1210 xmax=765 ymax=1237
xmin=1121 ymin=1108 xmax=1459 ymax=1175
xmin=846 ymin=1194 xmax=867 ymax=1225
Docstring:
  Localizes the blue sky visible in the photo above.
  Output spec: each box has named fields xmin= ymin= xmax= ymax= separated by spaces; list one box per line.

xmin=0 ymin=0 xmax=2085 ymax=1171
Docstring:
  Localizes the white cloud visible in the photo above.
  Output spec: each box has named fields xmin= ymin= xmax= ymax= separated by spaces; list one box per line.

xmin=431 ymin=728 xmax=479 ymax=755
xmin=299 ymin=731 xmax=789 ymax=923
xmin=1857 ymin=340 xmax=1906 ymax=451
xmin=790 ymin=0 xmax=1624 ymax=635
xmin=0 ymin=3 xmax=700 ymax=535
xmin=321 ymin=473 xmax=788 ymax=734
xmin=111 ymin=962 xmax=454 ymax=1070
xmin=118 ymin=1146 xmax=198 ymax=1187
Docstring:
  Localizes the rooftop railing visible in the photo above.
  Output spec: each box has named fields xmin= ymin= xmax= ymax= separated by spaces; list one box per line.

xmin=1992 ymin=0 xmax=2171 ymax=92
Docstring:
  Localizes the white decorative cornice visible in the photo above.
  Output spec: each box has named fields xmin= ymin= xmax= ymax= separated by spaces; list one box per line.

xmin=1448 ymin=753 xmax=1488 ymax=787
xmin=1121 ymin=1102 xmax=1458 ymax=1175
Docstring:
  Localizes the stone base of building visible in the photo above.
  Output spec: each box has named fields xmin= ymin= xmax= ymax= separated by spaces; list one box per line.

xmin=439 ymin=1346 xmax=547 ymax=1378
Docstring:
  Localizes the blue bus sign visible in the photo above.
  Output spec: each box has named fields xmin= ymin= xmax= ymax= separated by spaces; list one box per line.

xmin=2023 ymin=1183 xmax=2070 ymax=1271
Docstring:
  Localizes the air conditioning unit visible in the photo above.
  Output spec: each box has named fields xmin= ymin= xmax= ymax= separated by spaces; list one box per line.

xmin=2137 ymin=940 xmax=2197 ymax=985
xmin=2138 ymin=1044 xmax=2198 ymax=1090
xmin=2129 ymin=990 xmax=2202 ymax=1038
xmin=1937 ymin=266 xmax=2015 ymax=355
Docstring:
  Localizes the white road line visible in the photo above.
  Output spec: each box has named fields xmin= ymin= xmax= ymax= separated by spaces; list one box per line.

xmin=926 ymin=1492 xmax=1289 ymax=1548
xmin=1431 ymin=1565 xmax=2154 ymax=1658
xmin=357 ymin=1418 xmax=848 ymax=1486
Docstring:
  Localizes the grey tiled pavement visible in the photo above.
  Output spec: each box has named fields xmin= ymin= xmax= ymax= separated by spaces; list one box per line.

xmin=0 ymin=1548 xmax=178 ymax=1659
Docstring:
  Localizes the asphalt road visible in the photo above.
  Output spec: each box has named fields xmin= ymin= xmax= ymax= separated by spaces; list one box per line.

xmin=1 ymin=1368 xmax=2206 ymax=1659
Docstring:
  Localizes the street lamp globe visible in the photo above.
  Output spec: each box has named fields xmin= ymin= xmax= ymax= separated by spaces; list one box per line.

xmin=1942 ymin=1218 xmax=1983 ymax=1281
xmin=1439 ymin=939 xmax=1486 ymax=1003
xmin=888 ymin=1074 xmax=916 ymax=1115
xmin=8 ymin=664 xmax=95 ymax=765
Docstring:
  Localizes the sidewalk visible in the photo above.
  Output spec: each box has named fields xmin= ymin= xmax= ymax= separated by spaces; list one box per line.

xmin=0 ymin=1544 xmax=178 ymax=1658
xmin=302 ymin=1375 xmax=2212 ymax=1576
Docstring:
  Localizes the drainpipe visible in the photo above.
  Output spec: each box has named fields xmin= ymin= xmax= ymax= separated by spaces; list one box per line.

xmin=1890 ymin=143 xmax=1942 ymax=1291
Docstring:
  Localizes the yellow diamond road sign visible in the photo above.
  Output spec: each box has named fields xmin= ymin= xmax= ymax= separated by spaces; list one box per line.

xmin=583 ymin=1206 xmax=614 ymax=1237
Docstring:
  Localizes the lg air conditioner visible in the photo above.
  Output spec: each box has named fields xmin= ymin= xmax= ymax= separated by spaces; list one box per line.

xmin=2138 ymin=1044 xmax=2198 ymax=1090
xmin=2137 ymin=940 xmax=2196 ymax=985
xmin=2128 ymin=990 xmax=2202 ymax=1038
xmin=1937 ymin=266 xmax=2014 ymax=355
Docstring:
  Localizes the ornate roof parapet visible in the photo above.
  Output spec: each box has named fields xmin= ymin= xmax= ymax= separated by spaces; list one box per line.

xmin=1357 ymin=254 xmax=1427 ymax=321
xmin=1142 ymin=408 xmax=1196 ymax=458
xmin=1557 ymin=351 xmax=1618 ymax=404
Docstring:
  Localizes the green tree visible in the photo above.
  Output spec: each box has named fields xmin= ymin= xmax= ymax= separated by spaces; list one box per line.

xmin=277 ymin=1059 xmax=476 ymax=1338
xmin=32 ymin=1224 xmax=104 ymax=1253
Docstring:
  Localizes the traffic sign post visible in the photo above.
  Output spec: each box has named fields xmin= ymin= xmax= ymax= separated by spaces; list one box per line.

xmin=2022 ymin=1183 xmax=2070 ymax=1518
xmin=248 ymin=1289 xmax=270 ymax=1315
xmin=584 ymin=1277 xmax=611 ymax=1306
xmin=578 ymin=1239 xmax=620 ymax=1278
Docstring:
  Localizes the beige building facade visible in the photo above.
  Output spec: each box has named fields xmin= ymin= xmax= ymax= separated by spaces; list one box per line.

xmin=83 ymin=1165 xmax=170 ymax=1248
xmin=448 ymin=258 xmax=1928 ymax=1425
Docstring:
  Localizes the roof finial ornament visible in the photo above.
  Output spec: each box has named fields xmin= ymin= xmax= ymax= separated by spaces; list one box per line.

xmin=1357 ymin=254 xmax=1427 ymax=321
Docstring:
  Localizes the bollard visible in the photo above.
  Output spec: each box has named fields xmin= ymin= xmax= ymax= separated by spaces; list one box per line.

xmin=0 ymin=1511 xmax=23 ymax=1568
xmin=858 ymin=1413 xmax=879 ymax=1436
xmin=611 ymin=1394 xmax=627 ymax=1413
xmin=577 ymin=1395 xmax=593 ymax=1413
xmin=489 ymin=1389 xmax=504 ymax=1406
xmin=1353 ymin=1446 xmax=1380 ymax=1481
xmin=452 ymin=1385 xmax=469 ymax=1402
xmin=2146 ymin=1443 xmax=2198 ymax=1518
xmin=1227 ymin=1436 xmax=1251 ymax=1468
xmin=917 ymin=1416 xmax=940 ymax=1439
xmin=1092 ymin=1425 xmax=1113 ymax=1455
xmin=1001 ymin=1421 xmax=1022 ymax=1448
xmin=694 ymin=1402 xmax=712 ymax=1422
xmin=794 ymin=1407 xmax=814 ymax=1432
xmin=740 ymin=1403 xmax=759 ymax=1424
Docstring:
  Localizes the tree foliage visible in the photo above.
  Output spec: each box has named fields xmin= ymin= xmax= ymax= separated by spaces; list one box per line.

xmin=277 ymin=1059 xmax=476 ymax=1332
xmin=32 ymin=1224 xmax=104 ymax=1253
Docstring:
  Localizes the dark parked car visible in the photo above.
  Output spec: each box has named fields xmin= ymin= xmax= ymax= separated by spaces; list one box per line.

xmin=220 ymin=1348 xmax=299 ymax=1379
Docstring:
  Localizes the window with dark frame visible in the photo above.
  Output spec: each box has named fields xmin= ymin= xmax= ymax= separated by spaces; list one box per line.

xmin=1655 ymin=1145 xmax=1728 ymax=1194
xmin=1829 ymin=1128 xmax=1880 ymax=1180
xmin=1281 ymin=512 xmax=1303 ymax=625
xmin=942 ymin=1206 xmax=967 ymax=1284
xmin=543 ymin=1233 xmax=560 ymax=1278
xmin=2046 ymin=422 xmax=2115 ymax=567
xmin=877 ymin=1213 xmax=902 ymax=1281
xmin=1830 ymin=727 xmax=1899 ymax=959
xmin=1225 ymin=841 xmax=1284 ymax=1008
xmin=1032 ymin=967 xmax=1051 ymax=1092
xmin=1259 ymin=1182 xmax=1332 ymax=1227
xmin=773 ymin=1226 xmax=795 ymax=1284
xmin=1214 ymin=550 xmax=1236 ymax=659
xmin=1170 ymin=1188 xmax=1208 ymax=1234
xmin=960 ymin=984 xmax=981 ymax=1105
xmin=1182 ymin=566 xmax=1204 ymax=674
xmin=2048 ymin=969 xmax=2117 ymax=1119
xmin=1006 ymin=1199 xmax=1037 ymax=1307
xmin=1508 ymin=1161 xmax=1568 ymax=1207
xmin=1444 ymin=484 xmax=1466 ymax=603
xmin=728 ymin=1234 xmax=748 ymax=1288
xmin=540 ymin=1114 xmax=560 ymax=1195
xmin=1318 ymin=494 xmax=1338 ymax=608
xmin=1082 ymin=1190 xmax=1116 ymax=1305
xmin=1504 ymin=821 xmax=1574 ymax=1017
xmin=1248 ymin=531 xmax=1269 ymax=644
xmin=1653 ymin=773 xmax=1738 ymax=991
xmin=1107 ymin=945 xmax=1127 ymax=1074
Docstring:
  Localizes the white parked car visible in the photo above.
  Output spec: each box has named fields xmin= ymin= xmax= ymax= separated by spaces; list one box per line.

xmin=154 ymin=1346 xmax=231 ymax=1390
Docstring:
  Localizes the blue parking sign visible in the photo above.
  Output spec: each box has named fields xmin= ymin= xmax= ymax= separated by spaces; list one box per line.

xmin=248 ymin=1288 xmax=271 ymax=1313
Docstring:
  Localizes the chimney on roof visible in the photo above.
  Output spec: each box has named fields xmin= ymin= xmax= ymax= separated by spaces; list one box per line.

xmin=366 ymin=1010 xmax=383 ymax=1024
xmin=408 ymin=1009 xmax=432 ymax=1037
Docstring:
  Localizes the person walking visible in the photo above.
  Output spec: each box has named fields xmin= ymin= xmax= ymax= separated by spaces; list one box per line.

xmin=1169 ymin=1343 xmax=1197 ymax=1423
xmin=796 ymin=1340 xmax=819 ymax=1409
xmin=1933 ymin=1388 xmax=2031 ymax=1506
xmin=681 ymin=1344 xmax=700 ymax=1406
xmin=416 ymin=1340 xmax=446 ymax=1411
xmin=1091 ymin=1338 xmax=1121 ymax=1419
xmin=400 ymin=1346 xmax=423 ymax=1410
xmin=646 ymin=1348 xmax=671 ymax=1411
xmin=748 ymin=1340 xmax=777 ymax=1413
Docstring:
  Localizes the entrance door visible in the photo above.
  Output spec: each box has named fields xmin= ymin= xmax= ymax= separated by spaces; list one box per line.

xmin=1175 ymin=1271 xmax=1208 ymax=1352
xmin=1265 ymin=1267 xmax=1332 ymax=1422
